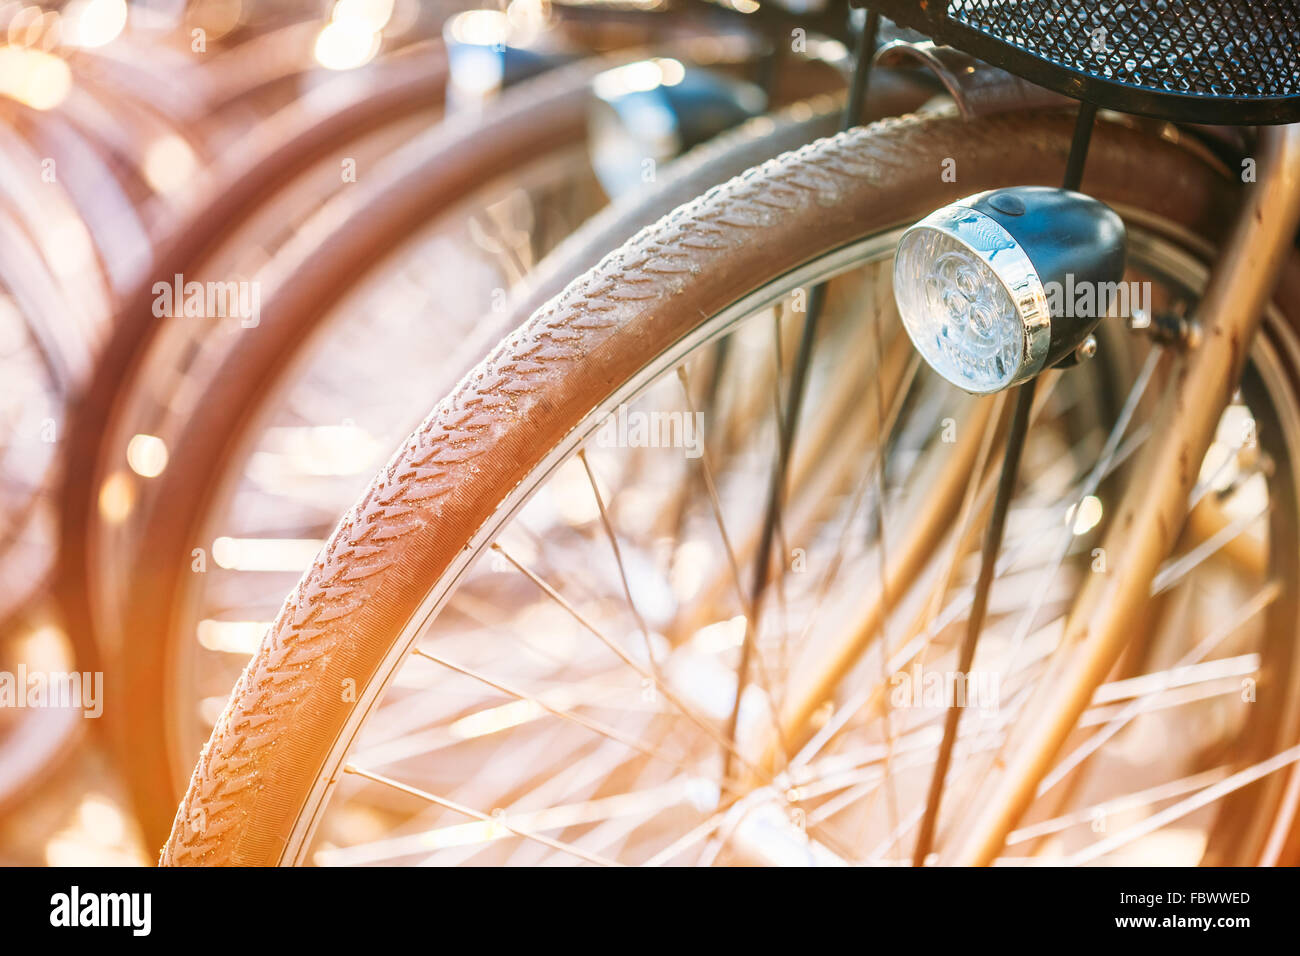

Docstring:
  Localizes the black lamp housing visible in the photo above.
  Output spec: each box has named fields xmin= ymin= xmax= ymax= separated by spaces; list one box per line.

xmin=964 ymin=186 xmax=1127 ymax=369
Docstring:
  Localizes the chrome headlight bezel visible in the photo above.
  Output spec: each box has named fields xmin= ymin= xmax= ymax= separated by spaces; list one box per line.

xmin=894 ymin=187 xmax=1127 ymax=395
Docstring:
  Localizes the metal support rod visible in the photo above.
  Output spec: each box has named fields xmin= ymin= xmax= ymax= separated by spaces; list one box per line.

xmin=1063 ymin=101 xmax=1098 ymax=191
xmin=912 ymin=378 xmax=1036 ymax=864
xmin=912 ymin=100 xmax=1098 ymax=865
xmin=844 ymin=10 xmax=880 ymax=129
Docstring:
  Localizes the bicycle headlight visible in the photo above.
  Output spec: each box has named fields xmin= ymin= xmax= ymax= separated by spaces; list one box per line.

xmin=589 ymin=60 xmax=765 ymax=199
xmin=894 ymin=186 xmax=1125 ymax=394
xmin=443 ymin=9 xmax=562 ymax=109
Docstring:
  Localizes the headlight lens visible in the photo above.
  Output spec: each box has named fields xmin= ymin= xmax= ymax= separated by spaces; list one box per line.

xmin=894 ymin=204 xmax=1050 ymax=394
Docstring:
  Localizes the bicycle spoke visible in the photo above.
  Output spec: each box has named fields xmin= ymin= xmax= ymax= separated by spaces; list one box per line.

xmin=340 ymin=764 xmax=625 ymax=866
xmin=577 ymin=449 xmax=661 ymax=674
xmin=1007 ymin=766 xmax=1232 ymax=847
xmin=1038 ymin=581 xmax=1279 ymax=795
xmin=677 ymin=365 xmax=792 ymax=769
xmin=411 ymin=646 xmax=738 ymax=791
xmin=1150 ymin=504 xmax=1266 ymax=594
xmin=1061 ymin=744 xmax=1300 ymax=866
xmin=492 ymin=541 xmax=772 ymax=785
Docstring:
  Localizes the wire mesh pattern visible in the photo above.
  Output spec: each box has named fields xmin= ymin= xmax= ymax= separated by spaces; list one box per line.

xmin=947 ymin=0 xmax=1300 ymax=99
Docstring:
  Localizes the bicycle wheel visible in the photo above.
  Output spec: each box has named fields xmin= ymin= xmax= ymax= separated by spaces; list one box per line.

xmin=117 ymin=55 xmax=926 ymax=850
xmin=163 ymin=107 xmax=1300 ymax=865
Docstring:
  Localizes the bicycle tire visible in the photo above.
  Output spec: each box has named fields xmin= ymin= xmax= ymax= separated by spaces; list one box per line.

xmin=161 ymin=107 xmax=1300 ymax=865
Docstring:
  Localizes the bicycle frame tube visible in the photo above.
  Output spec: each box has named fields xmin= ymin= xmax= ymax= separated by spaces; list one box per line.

xmin=947 ymin=121 xmax=1300 ymax=866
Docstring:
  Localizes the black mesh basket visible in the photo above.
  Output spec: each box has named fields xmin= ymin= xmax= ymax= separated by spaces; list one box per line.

xmin=866 ymin=1 xmax=1300 ymax=125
